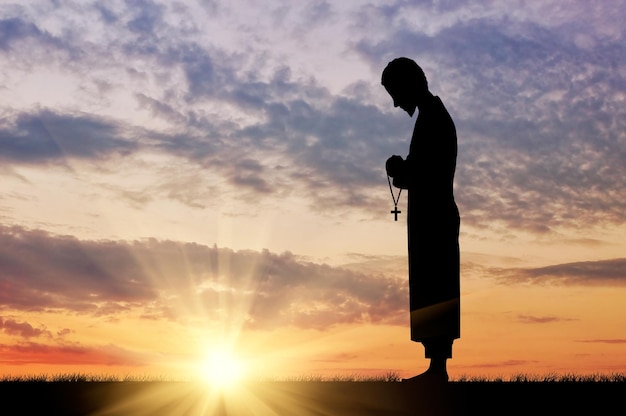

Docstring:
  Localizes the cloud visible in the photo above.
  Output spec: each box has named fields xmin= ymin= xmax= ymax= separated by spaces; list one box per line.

xmin=0 ymin=225 xmax=408 ymax=330
xmin=125 ymin=0 xmax=165 ymax=35
xmin=1 ymin=2 xmax=625 ymax=236
xmin=516 ymin=314 xmax=577 ymax=324
xmin=230 ymin=158 xmax=273 ymax=194
xmin=57 ymin=328 xmax=73 ymax=337
xmin=458 ymin=359 xmax=538 ymax=369
xmin=0 ymin=110 xmax=136 ymax=164
xmin=0 ymin=342 xmax=146 ymax=366
xmin=354 ymin=12 xmax=626 ymax=232
xmin=0 ymin=226 xmax=157 ymax=312
xmin=576 ymin=339 xmax=626 ymax=344
xmin=495 ymin=258 xmax=626 ymax=286
xmin=0 ymin=17 xmax=61 ymax=52
xmin=0 ymin=14 xmax=402 ymax=211
xmin=0 ymin=317 xmax=51 ymax=339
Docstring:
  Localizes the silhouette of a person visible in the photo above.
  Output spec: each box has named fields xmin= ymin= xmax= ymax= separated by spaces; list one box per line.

xmin=383 ymin=57 xmax=460 ymax=383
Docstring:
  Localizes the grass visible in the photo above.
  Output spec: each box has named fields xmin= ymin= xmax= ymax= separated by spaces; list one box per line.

xmin=1 ymin=371 xmax=625 ymax=383
xmin=0 ymin=372 xmax=403 ymax=383
xmin=0 ymin=373 xmax=182 ymax=383
xmin=271 ymin=371 xmax=404 ymax=382
xmin=1 ymin=372 xmax=624 ymax=415
xmin=454 ymin=372 xmax=626 ymax=383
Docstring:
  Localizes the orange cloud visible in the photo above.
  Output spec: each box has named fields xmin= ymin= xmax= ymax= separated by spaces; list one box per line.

xmin=0 ymin=225 xmax=407 ymax=330
xmin=0 ymin=342 xmax=146 ymax=366
xmin=0 ymin=317 xmax=51 ymax=338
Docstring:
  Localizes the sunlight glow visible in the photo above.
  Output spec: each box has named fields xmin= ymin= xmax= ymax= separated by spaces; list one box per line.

xmin=199 ymin=348 xmax=245 ymax=389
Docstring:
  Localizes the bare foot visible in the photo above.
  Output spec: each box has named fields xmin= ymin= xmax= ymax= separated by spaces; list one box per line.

xmin=402 ymin=368 xmax=449 ymax=384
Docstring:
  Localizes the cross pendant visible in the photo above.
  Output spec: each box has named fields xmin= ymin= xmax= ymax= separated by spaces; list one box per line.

xmin=391 ymin=206 xmax=401 ymax=221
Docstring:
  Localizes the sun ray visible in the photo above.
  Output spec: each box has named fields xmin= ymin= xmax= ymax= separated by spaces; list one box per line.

xmin=198 ymin=346 xmax=245 ymax=390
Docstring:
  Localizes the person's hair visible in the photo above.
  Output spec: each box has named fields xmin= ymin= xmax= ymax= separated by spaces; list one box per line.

xmin=381 ymin=57 xmax=428 ymax=91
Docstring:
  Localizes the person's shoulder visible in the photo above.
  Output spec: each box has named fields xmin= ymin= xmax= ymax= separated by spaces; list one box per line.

xmin=434 ymin=96 xmax=452 ymax=113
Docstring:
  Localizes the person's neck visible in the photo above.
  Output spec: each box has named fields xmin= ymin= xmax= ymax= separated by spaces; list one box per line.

xmin=415 ymin=91 xmax=435 ymax=111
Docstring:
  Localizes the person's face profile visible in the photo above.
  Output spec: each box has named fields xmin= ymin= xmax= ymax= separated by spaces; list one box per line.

xmin=384 ymin=82 xmax=417 ymax=117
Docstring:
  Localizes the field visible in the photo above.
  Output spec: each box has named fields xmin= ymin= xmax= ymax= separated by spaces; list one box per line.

xmin=1 ymin=373 xmax=624 ymax=415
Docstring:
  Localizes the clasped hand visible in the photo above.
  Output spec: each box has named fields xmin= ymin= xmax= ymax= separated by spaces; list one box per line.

xmin=386 ymin=155 xmax=404 ymax=178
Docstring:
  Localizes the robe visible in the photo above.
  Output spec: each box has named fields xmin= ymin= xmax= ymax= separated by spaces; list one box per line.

xmin=390 ymin=95 xmax=460 ymax=342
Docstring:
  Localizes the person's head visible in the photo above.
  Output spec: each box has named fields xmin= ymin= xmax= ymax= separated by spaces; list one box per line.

xmin=381 ymin=57 xmax=428 ymax=116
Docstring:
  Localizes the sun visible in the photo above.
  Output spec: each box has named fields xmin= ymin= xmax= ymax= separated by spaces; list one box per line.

xmin=199 ymin=347 xmax=245 ymax=389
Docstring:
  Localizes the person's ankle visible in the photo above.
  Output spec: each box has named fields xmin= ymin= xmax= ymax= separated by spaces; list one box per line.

xmin=428 ymin=358 xmax=447 ymax=373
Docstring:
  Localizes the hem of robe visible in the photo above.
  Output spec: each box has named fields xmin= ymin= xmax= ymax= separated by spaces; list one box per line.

xmin=410 ymin=298 xmax=460 ymax=341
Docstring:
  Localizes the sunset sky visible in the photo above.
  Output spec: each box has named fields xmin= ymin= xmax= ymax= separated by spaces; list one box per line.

xmin=0 ymin=0 xmax=625 ymax=381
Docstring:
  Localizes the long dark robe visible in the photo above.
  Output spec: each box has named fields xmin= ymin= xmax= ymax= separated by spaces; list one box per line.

xmin=392 ymin=95 xmax=460 ymax=342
